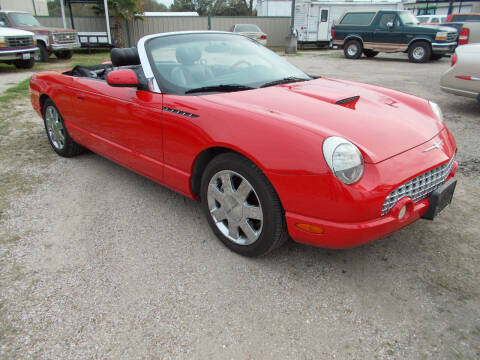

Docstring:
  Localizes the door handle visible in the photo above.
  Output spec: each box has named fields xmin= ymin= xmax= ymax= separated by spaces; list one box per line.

xmin=77 ymin=95 xmax=85 ymax=101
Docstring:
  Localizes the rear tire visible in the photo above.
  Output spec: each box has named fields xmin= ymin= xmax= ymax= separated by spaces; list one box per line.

xmin=55 ymin=50 xmax=73 ymax=60
xmin=363 ymin=49 xmax=379 ymax=58
xmin=42 ymin=99 xmax=84 ymax=157
xmin=344 ymin=39 xmax=363 ymax=59
xmin=408 ymin=41 xmax=431 ymax=63
xmin=13 ymin=58 xmax=35 ymax=69
xmin=201 ymin=153 xmax=288 ymax=257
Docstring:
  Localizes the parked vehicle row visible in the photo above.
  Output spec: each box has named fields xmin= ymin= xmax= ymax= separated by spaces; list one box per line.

xmin=0 ymin=10 xmax=80 ymax=62
xmin=332 ymin=10 xmax=458 ymax=63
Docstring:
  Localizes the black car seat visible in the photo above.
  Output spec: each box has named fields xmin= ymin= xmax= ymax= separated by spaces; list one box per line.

xmin=170 ymin=46 xmax=214 ymax=86
xmin=110 ymin=47 xmax=140 ymax=67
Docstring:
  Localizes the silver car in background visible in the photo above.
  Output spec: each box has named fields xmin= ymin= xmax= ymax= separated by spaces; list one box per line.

xmin=440 ymin=44 xmax=480 ymax=102
xmin=230 ymin=24 xmax=267 ymax=46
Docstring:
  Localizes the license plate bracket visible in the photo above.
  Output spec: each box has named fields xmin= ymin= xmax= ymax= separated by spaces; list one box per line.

xmin=422 ymin=178 xmax=457 ymax=220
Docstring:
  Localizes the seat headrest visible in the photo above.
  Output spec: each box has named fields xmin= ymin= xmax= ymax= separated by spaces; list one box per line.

xmin=176 ymin=46 xmax=201 ymax=65
xmin=110 ymin=47 xmax=140 ymax=67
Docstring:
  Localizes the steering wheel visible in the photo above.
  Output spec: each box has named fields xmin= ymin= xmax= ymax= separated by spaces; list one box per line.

xmin=232 ymin=60 xmax=252 ymax=68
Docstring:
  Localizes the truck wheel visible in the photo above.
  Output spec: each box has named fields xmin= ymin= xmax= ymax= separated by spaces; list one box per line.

xmin=13 ymin=58 xmax=35 ymax=69
xmin=55 ymin=50 xmax=73 ymax=60
xmin=430 ymin=53 xmax=444 ymax=61
xmin=344 ymin=40 xmax=362 ymax=59
xmin=36 ymin=42 xmax=50 ymax=62
xmin=363 ymin=49 xmax=379 ymax=58
xmin=408 ymin=41 xmax=431 ymax=63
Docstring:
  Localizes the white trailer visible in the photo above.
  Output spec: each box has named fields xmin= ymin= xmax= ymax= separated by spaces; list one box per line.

xmin=294 ymin=0 xmax=403 ymax=48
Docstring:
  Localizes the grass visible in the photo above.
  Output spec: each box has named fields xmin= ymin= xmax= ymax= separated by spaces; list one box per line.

xmin=0 ymin=78 xmax=30 ymax=103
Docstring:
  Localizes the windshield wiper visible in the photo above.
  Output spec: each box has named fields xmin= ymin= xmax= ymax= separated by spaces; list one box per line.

xmin=185 ymin=84 xmax=255 ymax=94
xmin=260 ymin=77 xmax=310 ymax=88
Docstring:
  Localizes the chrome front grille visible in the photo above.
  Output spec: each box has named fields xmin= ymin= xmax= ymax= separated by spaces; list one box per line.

xmin=447 ymin=32 xmax=458 ymax=42
xmin=7 ymin=36 xmax=33 ymax=48
xmin=53 ymin=32 xmax=77 ymax=43
xmin=381 ymin=155 xmax=455 ymax=216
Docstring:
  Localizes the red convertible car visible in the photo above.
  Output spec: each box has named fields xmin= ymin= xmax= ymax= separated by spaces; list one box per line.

xmin=30 ymin=32 xmax=458 ymax=257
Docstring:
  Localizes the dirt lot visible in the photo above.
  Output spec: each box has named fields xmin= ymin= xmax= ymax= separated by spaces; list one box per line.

xmin=0 ymin=51 xmax=479 ymax=359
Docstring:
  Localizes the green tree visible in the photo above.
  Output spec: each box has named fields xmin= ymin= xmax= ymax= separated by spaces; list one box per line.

xmin=143 ymin=0 xmax=169 ymax=12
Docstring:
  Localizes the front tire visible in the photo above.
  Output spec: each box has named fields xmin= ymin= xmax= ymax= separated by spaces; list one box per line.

xmin=13 ymin=58 xmax=35 ymax=69
xmin=408 ymin=41 xmax=431 ymax=63
xmin=42 ymin=99 xmax=84 ymax=157
xmin=201 ymin=153 xmax=288 ymax=257
xmin=344 ymin=39 xmax=363 ymax=59
xmin=55 ymin=50 xmax=73 ymax=60
xmin=36 ymin=42 xmax=50 ymax=62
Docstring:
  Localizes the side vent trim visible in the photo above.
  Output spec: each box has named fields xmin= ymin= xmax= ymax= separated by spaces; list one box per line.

xmin=162 ymin=106 xmax=199 ymax=118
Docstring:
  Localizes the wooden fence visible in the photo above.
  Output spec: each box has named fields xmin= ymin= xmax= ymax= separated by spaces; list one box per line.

xmin=35 ymin=16 xmax=291 ymax=47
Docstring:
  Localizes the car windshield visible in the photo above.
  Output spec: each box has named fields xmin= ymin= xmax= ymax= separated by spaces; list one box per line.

xmin=235 ymin=24 xmax=261 ymax=32
xmin=9 ymin=12 xmax=41 ymax=27
xmin=146 ymin=33 xmax=311 ymax=95
xmin=399 ymin=11 xmax=419 ymax=25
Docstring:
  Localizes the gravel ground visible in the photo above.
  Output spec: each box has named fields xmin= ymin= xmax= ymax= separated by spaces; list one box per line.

xmin=0 ymin=51 xmax=479 ymax=359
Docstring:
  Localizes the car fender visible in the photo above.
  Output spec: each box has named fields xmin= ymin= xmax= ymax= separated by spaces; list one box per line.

xmin=408 ymin=36 xmax=433 ymax=48
xmin=343 ymin=34 xmax=364 ymax=46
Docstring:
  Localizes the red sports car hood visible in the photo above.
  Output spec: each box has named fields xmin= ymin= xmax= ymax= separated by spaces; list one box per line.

xmin=203 ymin=78 xmax=444 ymax=164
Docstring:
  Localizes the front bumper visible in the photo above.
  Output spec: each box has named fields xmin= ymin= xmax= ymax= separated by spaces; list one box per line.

xmin=50 ymin=41 xmax=81 ymax=51
xmin=431 ymin=42 xmax=457 ymax=53
xmin=267 ymin=127 xmax=457 ymax=249
xmin=0 ymin=47 xmax=39 ymax=61
xmin=286 ymin=171 xmax=456 ymax=249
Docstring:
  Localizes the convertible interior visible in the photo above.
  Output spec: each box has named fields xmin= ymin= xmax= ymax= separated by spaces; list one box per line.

xmin=63 ymin=47 xmax=150 ymax=90
xmin=63 ymin=44 xmax=276 ymax=92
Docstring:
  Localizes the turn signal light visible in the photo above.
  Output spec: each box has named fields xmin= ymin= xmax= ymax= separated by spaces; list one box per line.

xmin=296 ymin=223 xmax=324 ymax=234
xmin=459 ymin=28 xmax=469 ymax=45
xmin=260 ymin=35 xmax=267 ymax=40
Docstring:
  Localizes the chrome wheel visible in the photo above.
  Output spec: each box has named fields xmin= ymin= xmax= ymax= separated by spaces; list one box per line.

xmin=45 ymin=105 xmax=65 ymax=150
xmin=412 ymin=46 xmax=425 ymax=60
xmin=207 ymin=170 xmax=263 ymax=246
xmin=347 ymin=44 xmax=358 ymax=56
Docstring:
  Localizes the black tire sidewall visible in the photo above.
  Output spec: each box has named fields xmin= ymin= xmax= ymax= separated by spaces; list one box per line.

xmin=55 ymin=50 xmax=73 ymax=60
xmin=14 ymin=58 xmax=35 ymax=69
xmin=408 ymin=42 xmax=431 ymax=63
xmin=38 ymin=43 xmax=50 ymax=62
xmin=200 ymin=154 xmax=285 ymax=257
xmin=344 ymin=40 xmax=362 ymax=59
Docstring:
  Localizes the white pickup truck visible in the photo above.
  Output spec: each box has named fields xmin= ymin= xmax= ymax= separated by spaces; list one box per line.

xmin=0 ymin=26 xmax=38 ymax=68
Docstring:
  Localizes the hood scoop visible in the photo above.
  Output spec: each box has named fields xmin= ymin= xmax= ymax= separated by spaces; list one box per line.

xmin=336 ymin=96 xmax=360 ymax=110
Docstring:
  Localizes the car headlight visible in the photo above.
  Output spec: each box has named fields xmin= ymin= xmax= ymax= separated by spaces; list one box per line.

xmin=323 ymin=136 xmax=364 ymax=185
xmin=0 ymin=36 xmax=5 ymax=47
xmin=435 ymin=32 xmax=448 ymax=41
xmin=429 ymin=101 xmax=443 ymax=122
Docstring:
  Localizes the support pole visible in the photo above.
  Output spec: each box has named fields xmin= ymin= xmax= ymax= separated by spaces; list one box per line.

xmin=31 ymin=0 xmax=37 ymax=16
xmin=68 ymin=0 xmax=75 ymax=29
xmin=285 ymin=0 xmax=297 ymax=54
xmin=60 ymin=0 xmax=67 ymax=28
xmin=104 ymin=0 xmax=112 ymax=46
